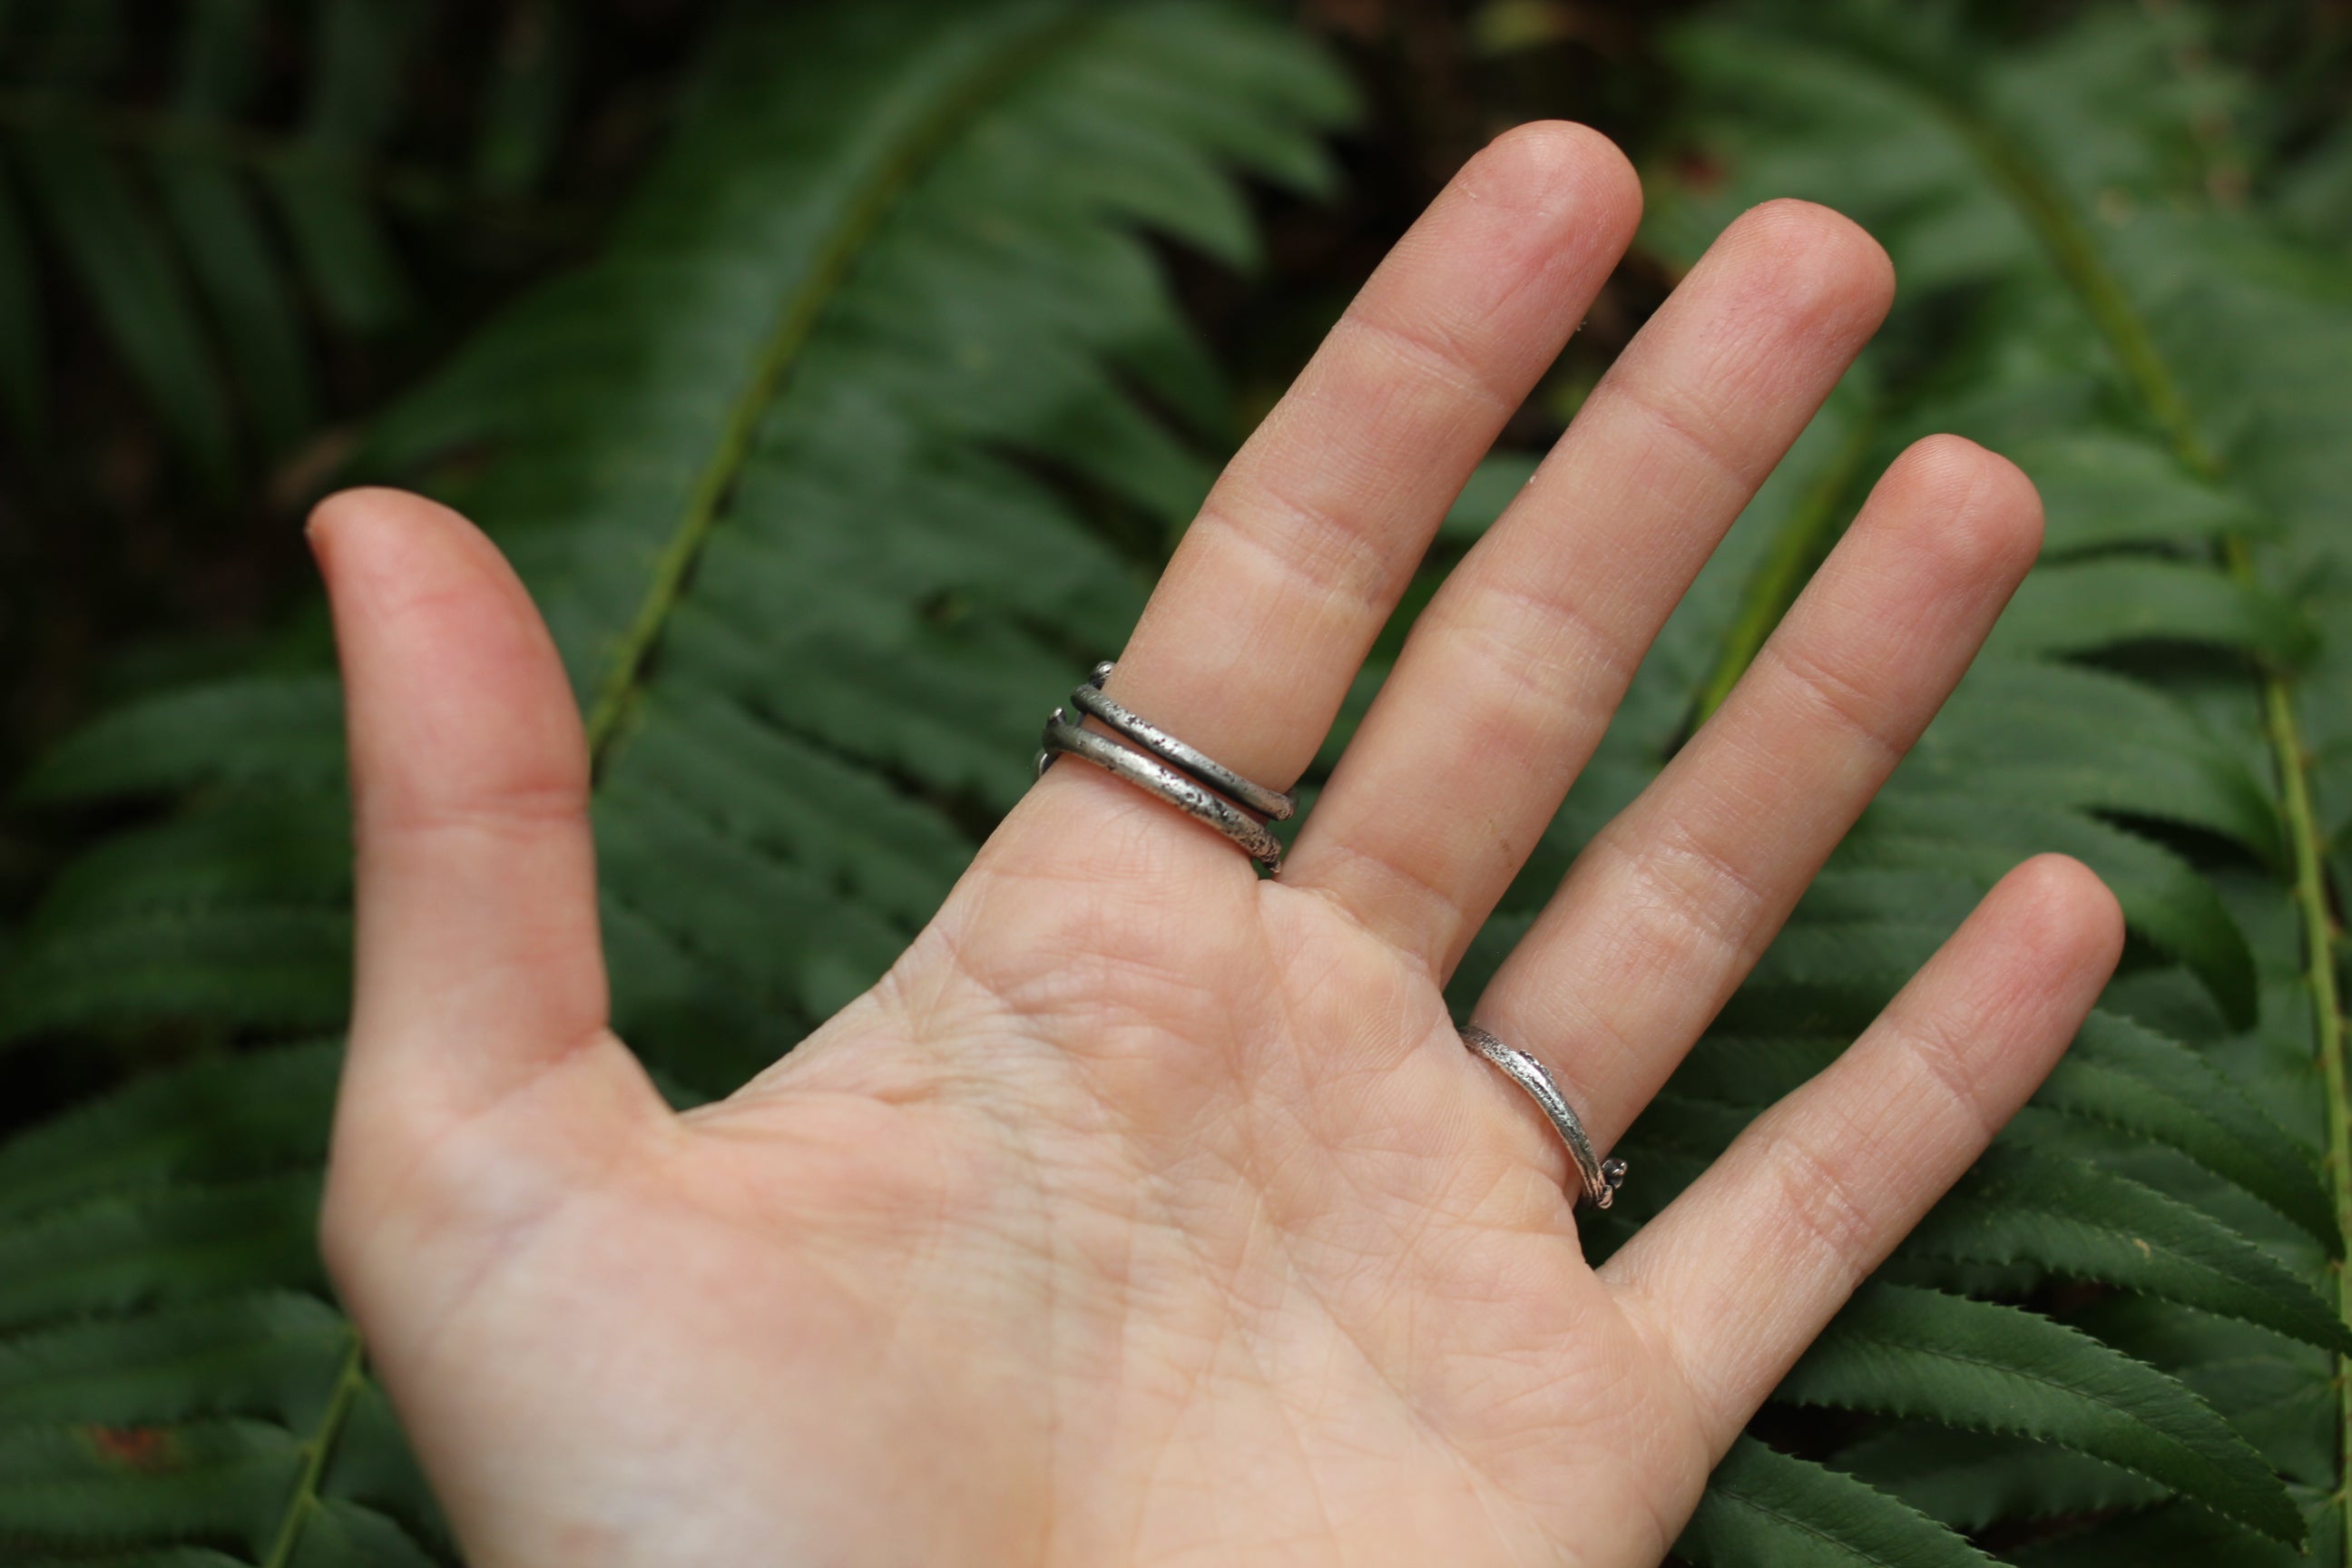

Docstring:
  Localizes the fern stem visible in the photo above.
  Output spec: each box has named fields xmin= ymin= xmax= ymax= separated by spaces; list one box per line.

xmin=1963 ymin=103 xmax=2352 ymax=1552
xmin=260 ymin=1323 xmax=367 ymax=1568
xmin=1689 ymin=406 xmax=1876 ymax=728
xmin=577 ymin=8 xmax=1093 ymax=769
xmin=2239 ymin=532 xmax=2352 ymax=1524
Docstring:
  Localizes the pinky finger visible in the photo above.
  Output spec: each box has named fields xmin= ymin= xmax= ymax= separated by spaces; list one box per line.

xmin=1598 ymin=855 xmax=2123 ymax=1453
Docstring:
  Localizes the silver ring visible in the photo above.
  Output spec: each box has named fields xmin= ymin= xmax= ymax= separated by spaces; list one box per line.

xmin=1036 ymin=662 xmax=1292 ymax=869
xmin=1461 ymin=1024 xmax=1626 ymax=1210
xmin=1068 ymin=663 xmax=1295 ymax=822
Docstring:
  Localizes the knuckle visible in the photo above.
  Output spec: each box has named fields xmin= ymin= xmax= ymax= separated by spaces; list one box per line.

xmin=1336 ymin=308 xmax=1513 ymax=413
xmin=1892 ymin=1009 xmax=2004 ymax=1143
xmin=1769 ymin=1123 xmax=1885 ymax=1279
xmin=1612 ymin=814 xmax=1774 ymax=961
xmin=1759 ymin=633 xmax=1906 ymax=765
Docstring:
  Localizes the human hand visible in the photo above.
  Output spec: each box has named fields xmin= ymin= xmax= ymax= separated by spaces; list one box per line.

xmin=314 ymin=122 xmax=2122 ymax=1567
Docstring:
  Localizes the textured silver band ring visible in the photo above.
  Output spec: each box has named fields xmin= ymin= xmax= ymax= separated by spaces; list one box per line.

xmin=1068 ymin=662 xmax=1296 ymax=822
xmin=1036 ymin=668 xmax=1289 ymax=868
xmin=1460 ymin=1024 xmax=1627 ymax=1210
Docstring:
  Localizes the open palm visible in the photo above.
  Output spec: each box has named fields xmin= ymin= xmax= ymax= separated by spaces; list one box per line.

xmin=316 ymin=124 xmax=2122 ymax=1568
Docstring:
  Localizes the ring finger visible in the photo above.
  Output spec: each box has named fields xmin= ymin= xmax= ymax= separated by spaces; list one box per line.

xmin=1473 ymin=433 xmax=2046 ymax=1152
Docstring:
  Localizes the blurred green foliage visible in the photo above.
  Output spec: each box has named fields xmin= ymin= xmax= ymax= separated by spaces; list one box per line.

xmin=0 ymin=0 xmax=2348 ymax=1563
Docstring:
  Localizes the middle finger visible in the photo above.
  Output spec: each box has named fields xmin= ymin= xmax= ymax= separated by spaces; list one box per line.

xmin=1285 ymin=201 xmax=1894 ymax=968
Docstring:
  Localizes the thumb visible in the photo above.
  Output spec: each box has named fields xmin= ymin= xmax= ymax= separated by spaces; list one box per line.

xmin=313 ymin=487 xmax=652 ymax=1149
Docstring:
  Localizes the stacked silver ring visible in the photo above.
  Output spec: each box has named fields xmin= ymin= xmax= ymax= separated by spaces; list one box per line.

xmin=1036 ymin=662 xmax=1296 ymax=869
xmin=1461 ymin=1024 xmax=1627 ymax=1210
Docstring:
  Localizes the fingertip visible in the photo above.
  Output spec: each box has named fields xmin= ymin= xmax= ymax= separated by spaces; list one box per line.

xmin=313 ymin=487 xmax=551 ymax=683
xmin=1716 ymin=198 xmax=1896 ymax=345
xmin=1880 ymin=434 xmax=2046 ymax=586
xmin=308 ymin=484 xmax=466 ymax=555
xmin=309 ymin=487 xmax=517 ymax=609
xmin=323 ymin=486 xmax=586 ymax=828
xmin=1468 ymin=120 xmax=1644 ymax=251
xmin=1480 ymin=120 xmax=1642 ymax=202
xmin=1999 ymin=853 xmax=2127 ymax=978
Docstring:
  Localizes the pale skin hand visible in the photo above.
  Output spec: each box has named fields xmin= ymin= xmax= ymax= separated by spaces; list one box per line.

xmin=316 ymin=123 xmax=2124 ymax=1567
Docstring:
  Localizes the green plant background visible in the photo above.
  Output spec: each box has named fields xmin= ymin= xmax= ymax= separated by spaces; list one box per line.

xmin=2 ymin=0 xmax=2348 ymax=1563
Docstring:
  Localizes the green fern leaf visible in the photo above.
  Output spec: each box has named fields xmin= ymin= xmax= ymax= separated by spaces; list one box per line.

xmin=1912 ymin=662 xmax=2284 ymax=867
xmin=269 ymin=0 xmax=429 ymax=336
xmin=0 ymin=799 xmax=352 ymax=1044
xmin=2011 ymin=431 xmax=2268 ymax=557
xmin=1896 ymin=1144 xmax=2349 ymax=1354
xmin=1780 ymin=1282 xmax=2299 ymax=1541
xmin=0 ymin=1042 xmax=436 ymax=1563
xmin=2038 ymin=1011 xmax=2334 ymax=1246
xmin=1833 ymin=1425 xmax=2162 ymax=1534
xmin=1845 ymin=790 xmax=2256 ymax=1025
xmin=0 ymin=1044 xmax=336 ymax=1220
xmin=0 ymin=1176 xmax=326 ymax=1332
xmin=0 ymin=1292 xmax=350 ymax=1427
xmin=1675 ymin=1436 xmax=1997 ymax=1568
xmin=0 ymin=0 xmax=511 ymax=475
xmin=14 ymin=676 xmax=347 ymax=807
xmin=1987 ymin=558 xmax=2316 ymax=665
xmin=16 ymin=125 xmax=234 ymax=490
xmin=1655 ymin=1006 xmax=2331 ymax=1250
xmin=0 ymin=1418 xmax=301 ymax=1555
xmin=11 ymin=1552 xmax=253 ymax=1568
xmin=2006 ymin=1501 xmax=2320 ymax=1568
xmin=2076 ymin=1295 xmax=2338 ymax=1492
xmin=154 ymin=155 xmax=316 ymax=455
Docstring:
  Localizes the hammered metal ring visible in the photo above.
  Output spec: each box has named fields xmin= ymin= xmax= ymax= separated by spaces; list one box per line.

xmin=1035 ymin=662 xmax=1292 ymax=869
xmin=1460 ymin=1024 xmax=1627 ymax=1210
xmin=1067 ymin=663 xmax=1296 ymax=822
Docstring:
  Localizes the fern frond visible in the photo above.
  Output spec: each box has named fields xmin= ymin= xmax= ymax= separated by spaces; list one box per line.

xmin=15 ymin=676 xmax=346 ymax=807
xmin=1833 ymin=1425 xmax=2162 ymax=1534
xmin=0 ymin=1292 xmax=349 ymax=1427
xmin=1779 ymin=1283 xmax=2298 ymax=1540
xmin=1914 ymin=662 xmax=2283 ymax=867
xmin=1673 ymin=1436 xmax=1999 ymax=1567
xmin=15 ymin=126 xmax=236 ymax=485
xmin=1655 ymin=1006 xmax=2332 ymax=1249
xmin=2074 ymin=1294 xmax=2338 ymax=1491
xmin=0 ymin=1044 xmax=337 ymax=1220
xmin=1895 ymin=1144 xmax=2348 ymax=1354
xmin=0 ymin=0 xmax=503 ymax=478
xmin=2039 ymin=1012 xmax=2334 ymax=1246
xmin=1988 ymin=558 xmax=2315 ymax=665
xmin=0 ymin=795 xmax=352 ymax=1043
xmin=0 ymin=1417 xmax=303 ymax=1554
xmin=2006 ymin=1501 xmax=2318 ymax=1568
xmin=2012 ymin=431 xmax=2269 ymax=557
